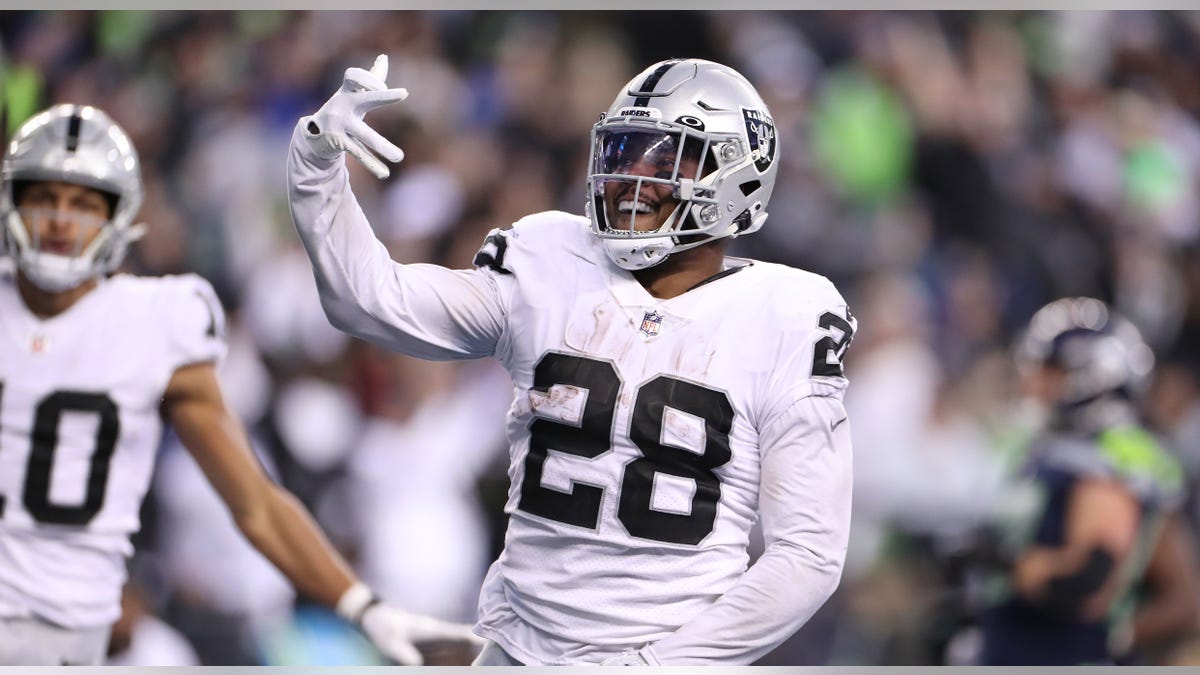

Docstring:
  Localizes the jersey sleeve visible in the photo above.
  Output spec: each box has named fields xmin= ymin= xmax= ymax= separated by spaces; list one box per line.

xmin=471 ymin=210 xmax=595 ymax=276
xmin=163 ymin=274 xmax=228 ymax=371
xmin=757 ymin=275 xmax=857 ymax=442
xmin=288 ymin=121 xmax=506 ymax=360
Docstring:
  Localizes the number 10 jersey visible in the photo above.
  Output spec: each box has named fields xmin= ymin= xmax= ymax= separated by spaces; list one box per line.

xmin=0 ymin=270 xmax=225 ymax=628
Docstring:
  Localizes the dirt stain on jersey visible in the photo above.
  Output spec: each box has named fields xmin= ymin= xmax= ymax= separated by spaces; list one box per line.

xmin=618 ymin=391 xmax=633 ymax=410
xmin=663 ymin=407 xmax=705 ymax=451
xmin=670 ymin=330 xmax=716 ymax=378
xmin=565 ymin=300 xmax=636 ymax=363
xmin=529 ymin=383 xmax=584 ymax=424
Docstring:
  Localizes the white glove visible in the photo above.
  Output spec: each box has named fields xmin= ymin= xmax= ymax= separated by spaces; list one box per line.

xmin=300 ymin=54 xmax=408 ymax=179
xmin=337 ymin=582 xmax=482 ymax=665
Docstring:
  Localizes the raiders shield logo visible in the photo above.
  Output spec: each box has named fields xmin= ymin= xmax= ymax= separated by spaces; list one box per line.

xmin=742 ymin=108 xmax=776 ymax=173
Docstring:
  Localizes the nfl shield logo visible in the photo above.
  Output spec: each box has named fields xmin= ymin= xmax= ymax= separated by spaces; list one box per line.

xmin=639 ymin=310 xmax=664 ymax=337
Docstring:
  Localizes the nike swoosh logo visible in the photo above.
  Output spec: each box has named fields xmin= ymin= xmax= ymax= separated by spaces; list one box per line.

xmin=831 ymin=417 xmax=848 ymax=432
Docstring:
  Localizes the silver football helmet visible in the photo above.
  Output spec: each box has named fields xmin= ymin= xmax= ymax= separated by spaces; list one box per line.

xmin=1 ymin=104 xmax=144 ymax=291
xmin=586 ymin=59 xmax=778 ymax=270
xmin=1015 ymin=297 xmax=1155 ymax=409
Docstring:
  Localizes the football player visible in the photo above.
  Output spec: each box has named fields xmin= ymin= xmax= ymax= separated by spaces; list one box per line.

xmin=976 ymin=297 xmax=1186 ymax=665
xmin=289 ymin=55 xmax=857 ymax=665
xmin=0 ymin=104 xmax=479 ymax=665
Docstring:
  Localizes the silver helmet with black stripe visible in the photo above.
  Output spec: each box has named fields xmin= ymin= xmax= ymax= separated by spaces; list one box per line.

xmin=586 ymin=58 xmax=778 ymax=270
xmin=1 ymin=104 xmax=144 ymax=291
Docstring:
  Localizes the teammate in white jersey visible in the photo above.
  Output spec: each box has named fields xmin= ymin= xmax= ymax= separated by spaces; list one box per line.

xmin=0 ymin=104 xmax=479 ymax=665
xmin=290 ymin=56 xmax=857 ymax=665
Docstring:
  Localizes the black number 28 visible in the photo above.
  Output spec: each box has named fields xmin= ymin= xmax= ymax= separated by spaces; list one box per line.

xmin=518 ymin=353 xmax=733 ymax=546
xmin=0 ymin=383 xmax=120 ymax=525
xmin=811 ymin=311 xmax=855 ymax=377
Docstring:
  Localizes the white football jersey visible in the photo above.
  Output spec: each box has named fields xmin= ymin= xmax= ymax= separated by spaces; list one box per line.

xmin=0 ymin=270 xmax=225 ymax=628
xmin=289 ymin=134 xmax=855 ymax=664
xmin=472 ymin=213 xmax=852 ymax=661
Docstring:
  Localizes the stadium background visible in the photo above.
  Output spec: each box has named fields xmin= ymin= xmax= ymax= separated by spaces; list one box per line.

xmin=2 ymin=9 xmax=1200 ymax=665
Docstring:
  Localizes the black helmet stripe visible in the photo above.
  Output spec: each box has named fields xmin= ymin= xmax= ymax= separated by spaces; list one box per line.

xmin=65 ymin=110 xmax=82 ymax=153
xmin=633 ymin=59 xmax=683 ymax=107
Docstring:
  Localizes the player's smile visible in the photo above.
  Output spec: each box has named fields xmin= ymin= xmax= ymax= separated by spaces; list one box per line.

xmin=604 ymin=182 xmax=677 ymax=233
xmin=616 ymin=197 xmax=654 ymax=215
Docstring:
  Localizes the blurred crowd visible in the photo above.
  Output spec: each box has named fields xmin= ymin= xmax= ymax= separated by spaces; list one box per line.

xmin=3 ymin=9 xmax=1200 ymax=665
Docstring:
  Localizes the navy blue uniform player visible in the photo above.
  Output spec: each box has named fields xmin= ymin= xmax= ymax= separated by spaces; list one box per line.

xmin=978 ymin=298 xmax=1184 ymax=665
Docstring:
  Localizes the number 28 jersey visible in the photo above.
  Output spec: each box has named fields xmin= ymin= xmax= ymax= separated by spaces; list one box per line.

xmin=0 ymin=270 xmax=225 ymax=628
xmin=291 ymin=126 xmax=855 ymax=663
xmin=469 ymin=213 xmax=854 ymax=661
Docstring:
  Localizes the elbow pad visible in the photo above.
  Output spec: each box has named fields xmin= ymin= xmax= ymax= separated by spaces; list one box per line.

xmin=1039 ymin=547 xmax=1115 ymax=617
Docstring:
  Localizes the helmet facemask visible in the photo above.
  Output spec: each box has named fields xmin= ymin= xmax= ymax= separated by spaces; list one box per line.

xmin=588 ymin=121 xmax=728 ymax=267
xmin=8 ymin=198 xmax=115 ymax=292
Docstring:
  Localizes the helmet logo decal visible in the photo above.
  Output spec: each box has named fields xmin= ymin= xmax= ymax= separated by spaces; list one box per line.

xmin=743 ymin=108 xmax=776 ymax=173
xmin=676 ymin=115 xmax=705 ymax=131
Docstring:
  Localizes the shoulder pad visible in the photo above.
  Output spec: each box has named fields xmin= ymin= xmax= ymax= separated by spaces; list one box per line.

xmin=471 ymin=211 xmax=596 ymax=276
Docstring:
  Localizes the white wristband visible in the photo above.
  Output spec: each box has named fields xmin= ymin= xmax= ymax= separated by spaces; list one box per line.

xmin=336 ymin=581 xmax=378 ymax=624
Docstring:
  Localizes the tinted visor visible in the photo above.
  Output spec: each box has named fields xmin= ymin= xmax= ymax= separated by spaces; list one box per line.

xmin=594 ymin=129 xmax=713 ymax=181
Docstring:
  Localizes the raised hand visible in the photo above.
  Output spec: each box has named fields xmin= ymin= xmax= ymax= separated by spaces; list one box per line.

xmin=300 ymin=54 xmax=409 ymax=179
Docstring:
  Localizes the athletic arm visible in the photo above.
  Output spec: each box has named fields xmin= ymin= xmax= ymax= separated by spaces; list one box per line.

xmin=163 ymin=361 xmax=357 ymax=607
xmin=1132 ymin=512 xmax=1200 ymax=652
xmin=287 ymin=122 xmax=505 ymax=361
xmin=1012 ymin=476 xmax=1140 ymax=620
